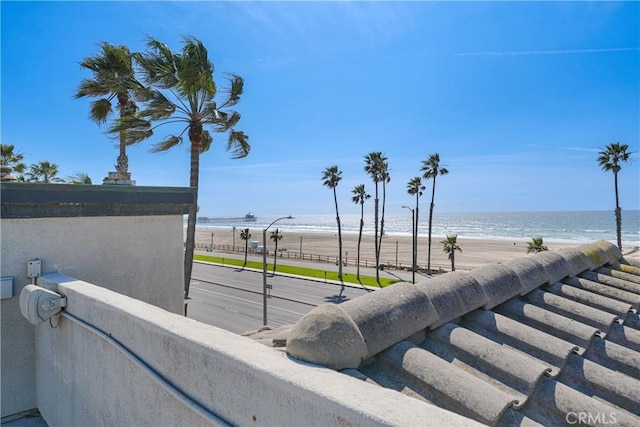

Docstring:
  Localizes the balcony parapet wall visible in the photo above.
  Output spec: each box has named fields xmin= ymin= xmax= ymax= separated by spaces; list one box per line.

xmin=34 ymin=273 xmax=476 ymax=426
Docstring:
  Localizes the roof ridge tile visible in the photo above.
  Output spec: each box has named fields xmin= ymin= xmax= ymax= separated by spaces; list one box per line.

xmin=468 ymin=263 xmax=525 ymax=309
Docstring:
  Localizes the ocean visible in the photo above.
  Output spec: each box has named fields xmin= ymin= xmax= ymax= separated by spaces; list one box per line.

xmin=196 ymin=210 xmax=640 ymax=246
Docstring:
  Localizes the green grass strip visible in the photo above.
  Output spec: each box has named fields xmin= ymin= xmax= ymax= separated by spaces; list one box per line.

xmin=193 ymin=254 xmax=399 ymax=288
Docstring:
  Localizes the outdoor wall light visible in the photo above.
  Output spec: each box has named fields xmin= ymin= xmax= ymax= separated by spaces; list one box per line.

xmin=20 ymin=284 xmax=67 ymax=325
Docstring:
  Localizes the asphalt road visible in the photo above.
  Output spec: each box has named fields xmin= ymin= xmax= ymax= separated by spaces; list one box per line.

xmin=187 ymin=261 xmax=374 ymax=334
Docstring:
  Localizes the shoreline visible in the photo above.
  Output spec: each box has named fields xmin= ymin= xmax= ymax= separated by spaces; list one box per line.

xmin=194 ymin=224 xmax=640 ymax=248
xmin=192 ymin=227 xmax=640 ymax=271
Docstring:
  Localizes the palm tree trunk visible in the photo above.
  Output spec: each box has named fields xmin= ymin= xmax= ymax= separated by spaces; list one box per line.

xmin=378 ymin=180 xmax=387 ymax=270
xmin=273 ymin=239 xmax=278 ymax=273
xmin=243 ymin=240 xmax=248 ymax=267
xmin=333 ymin=187 xmax=343 ymax=280
xmin=116 ymin=93 xmax=129 ymax=175
xmin=614 ymin=171 xmax=622 ymax=250
xmin=374 ymin=192 xmax=380 ymax=284
xmin=357 ymin=203 xmax=364 ymax=280
xmin=415 ymin=193 xmax=419 ymax=274
xmin=427 ymin=177 xmax=436 ymax=273
xmin=451 ymin=250 xmax=455 ymax=272
xmin=184 ymin=129 xmax=201 ymax=316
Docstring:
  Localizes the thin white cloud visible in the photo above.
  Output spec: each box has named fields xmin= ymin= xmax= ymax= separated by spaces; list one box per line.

xmin=526 ymin=144 xmax=601 ymax=153
xmin=201 ymin=157 xmax=362 ymax=173
xmin=454 ymin=47 xmax=639 ymax=57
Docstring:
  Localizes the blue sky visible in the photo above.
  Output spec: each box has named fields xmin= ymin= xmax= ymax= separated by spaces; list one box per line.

xmin=2 ymin=1 xmax=639 ymax=216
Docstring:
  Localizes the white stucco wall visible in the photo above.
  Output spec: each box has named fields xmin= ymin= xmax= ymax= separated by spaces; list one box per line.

xmin=34 ymin=275 xmax=474 ymax=427
xmin=1 ymin=215 xmax=184 ymax=417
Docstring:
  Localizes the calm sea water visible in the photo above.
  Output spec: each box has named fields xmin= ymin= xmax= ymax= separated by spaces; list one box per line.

xmin=197 ymin=210 xmax=640 ymax=246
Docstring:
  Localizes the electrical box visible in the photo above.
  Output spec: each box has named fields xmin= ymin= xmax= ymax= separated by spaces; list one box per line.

xmin=1 ymin=276 xmax=13 ymax=299
xmin=27 ymin=259 xmax=41 ymax=278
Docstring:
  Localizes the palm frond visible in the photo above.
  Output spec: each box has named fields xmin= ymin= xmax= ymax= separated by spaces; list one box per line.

xmin=1 ymin=144 xmax=25 ymax=167
xmin=137 ymin=36 xmax=179 ymax=88
xmin=200 ymin=130 xmax=213 ymax=153
xmin=67 ymin=172 xmax=93 ymax=184
xmin=89 ymin=98 xmax=113 ymax=124
xmin=175 ymin=37 xmax=215 ymax=97
xmin=351 ymin=184 xmax=370 ymax=204
xmin=322 ymin=165 xmax=342 ymax=188
xmin=226 ymin=130 xmax=250 ymax=159
xmin=219 ymin=73 xmax=244 ymax=108
xmin=151 ymin=135 xmax=183 ymax=153
xmin=108 ymin=115 xmax=149 ymax=134
xmin=211 ymin=110 xmax=241 ymax=132
xmin=598 ymin=142 xmax=632 ymax=172
xmin=75 ymin=79 xmax=110 ymax=98
xmin=407 ymin=176 xmax=424 ymax=196
xmin=125 ymin=129 xmax=155 ymax=146
xmin=138 ymin=89 xmax=177 ymax=121
xmin=107 ymin=116 xmax=153 ymax=145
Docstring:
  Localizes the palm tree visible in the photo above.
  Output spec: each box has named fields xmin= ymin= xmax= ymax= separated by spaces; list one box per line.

xmin=407 ymin=177 xmax=425 ymax=274
xmin=441 ymin=234 xmax=462 ymax=271
xmin=598 ymin=142 xmax=632 ymax=250
xmin=1 ymin=144 xmax=26 ymax=175
xmin=26 ymin=161 xmax=64 ymax=183
xmin=378 ymin=161 xmax=391 ymax=264
xmin=421 ymin=153 xmax=449 ymax=273
xmin=75 ymin=42 xmax=145 ymax=181
xmin=322 ymin=165 xmax=344 ymax=280
xmin=351 ymin=184 xmax=370 ymax=280
xmin=270 ymin=229 xmax=283 ymax=273
xmin=364 ymin=152 xmax=388 ymax=284
xmin=67 ymin=172 xmax=93 ymax=184
xmin=115 ymin=37 xmax=250 ymax=313
xmin=240 ymin=228 xmax=251 ymax=268
xmin=527 ymin=237 xmax=548 ymax=254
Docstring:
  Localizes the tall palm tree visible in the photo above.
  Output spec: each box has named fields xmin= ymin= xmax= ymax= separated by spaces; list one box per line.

xmin=322 ymin=165 xmax=344 ymax=280
xmin=598 ymin=142 xmax=632 ymax=250
xmin=364 ymin=152 xmax=387 ymax=284
xmin=114 ymin=36 xmax=250 ymax=313
xmin=270 ymin=229 xmax=283 ymax=273
xmin=526 ymin=237 xmax=548 ymax=254
xmin=240 ymin=228 xmax=251 ymax=268
xmin=441 ymin=234 xmax=462 ymax=272
xmin=421 ymin=153 xmax=449 ymax=273
xmin=1 ymin=144 xmax=26 ymax=175
xmin=26 ymin=161 xmax=64 ymax=183
xmin=75 ymin=42 xmax=145 ymax=181
xmin=407 ymin=177 xmax=425 ymax=274
xmin=351 ymin=184 xmax=370 ymax=280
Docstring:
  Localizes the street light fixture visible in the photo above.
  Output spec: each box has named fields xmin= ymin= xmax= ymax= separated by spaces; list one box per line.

xmin=263 ymin=215 xmax=293 ymax=325
xmin=402 ymin=206 xmax=416 ymax=284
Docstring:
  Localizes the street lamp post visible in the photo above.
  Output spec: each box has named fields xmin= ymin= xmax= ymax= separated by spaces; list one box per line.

xmin=263 ymin=215 xmax=293 ymax=325
xmin=402 ymin=206 xmax=416 ymax=284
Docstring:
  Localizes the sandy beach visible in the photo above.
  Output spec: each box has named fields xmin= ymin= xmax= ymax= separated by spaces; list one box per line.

xmin=194 ymin=228 xmax=640 ymax=272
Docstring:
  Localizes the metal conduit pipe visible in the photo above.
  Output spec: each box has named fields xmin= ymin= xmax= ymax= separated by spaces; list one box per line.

xmin=60 ymin=312 xmax=230 ymax=426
